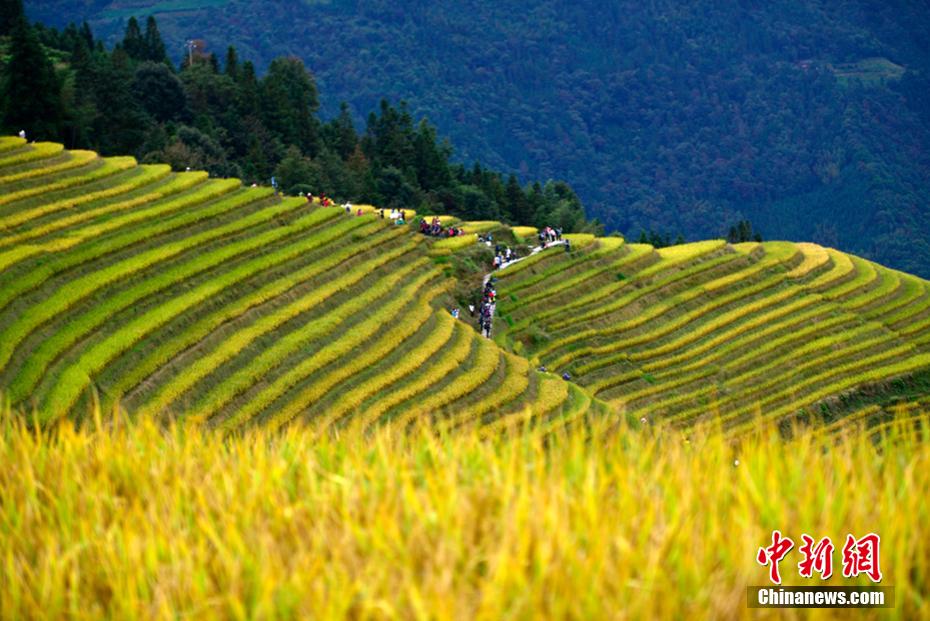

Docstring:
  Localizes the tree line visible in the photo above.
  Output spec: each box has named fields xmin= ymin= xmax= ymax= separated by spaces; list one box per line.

xmin=0 ymin=2 xmax=601 ymax=233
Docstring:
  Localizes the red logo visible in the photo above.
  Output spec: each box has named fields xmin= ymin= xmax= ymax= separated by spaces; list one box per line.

xmin=758 ymin=531 xmax=883 ymax=584
xmin=757 ymin=530 xmax=795 ymax=585
xmin=798 ymin=535 xmax=834 ymax=579
xmin=842 ymin=533 xmax=883 ymax=583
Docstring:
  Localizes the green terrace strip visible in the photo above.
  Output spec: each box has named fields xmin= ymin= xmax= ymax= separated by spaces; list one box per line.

xmin=107 ymin=219 xmax=390 ymax=406
xmin=539 ymin=242 xmax=797 ymax=358
xmin=864 ymin=274 xmax=927 ymax=321
xmin=787 ymin=242 xmax=831 ymax=278
xmin=0 ymin=149 xmax=97 ymax=184
xmin=437 ymin=353 xmax=531 ymax=432
xmin=529 ymin=244 xmax=734 ymax=335
xmin=275 ymin=295 xmax=451 ymax=434
xmin=402 ymin=335 xmax=502 ymax=419
xmin=337 ymin=312 xmax=460 ymax=434
xmin=664 ymin=327 xmax=901 ymax=425
xmin=0 ymin=190 xmax=290 ymax=377
xmin=628 ymin=293 xmax=818 ymax=367
xmin=822 ymin=255 xmax=879 ymax=300
xmin=0 ymin=171 xmax=209 ymax=249
xmin=0 ymin=163 xmax=169 ymax=232
xmin=9 ymin=206 xmax=341 ymax=403
xmin=0 ymin=136 xmax=25 ymax=152
xmin=724 ymin=352 xmax=930 ymax=435
xmin=359 ymin=323 xmax=474 ymax=433
xmin=501 ymin=243 xmax=649 ymax=315
xmin=247 ymin=273 xmax=446 ymax=432
xmin=572 ymin=283 xmax=799 ymax=377
xmin=805 ymin=249 xmax=855 ymax=291
xmin=38 ymin=206 xmax=350 ymax=418
xmin=0 ymin=179 xmax=247 ymax=313
xmin=542 ymin=259 xmax=783 ymax=366
xmin=636 ymin=296 xmax=823 ymax=373
xmin=0 ymin=157 xmax=142 ymax=211
xmin=0 ymin=142 xmax=63 ymax=168
xmin=137 ymin=241 xmax=421 ymax=421
xmin=187 ymin=255 xmax=429 ymax=424
xmin=500 ymin=237 xmax=625 ymax=295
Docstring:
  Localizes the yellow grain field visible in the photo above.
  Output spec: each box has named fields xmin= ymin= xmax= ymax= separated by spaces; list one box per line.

xmin=0 ymin=403 xmax=926 ymax=620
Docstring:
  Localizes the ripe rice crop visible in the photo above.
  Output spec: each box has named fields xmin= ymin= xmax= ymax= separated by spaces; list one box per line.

xmin=339 ymin=312 xmax=459 ymax=434
xmin=232 ymin=272 xmax=445 ymax=431
xmin=141 ymin=244 xmax=420 ymax=421
xmin=510 ymin=225 xmax=538 ymax=240
xmin=1 ymin=407 xmax=927 ymax=619
xmin=787 ymin=242 xmax=830 ymax=278
xmin=0 ymin=171 xmax=209 ymax=250
xmin=429 ymin=233 xmax=478 ymax=254
xmin=0 ymin=149 xmax=97 ymax=184
xmin=0 ymin=157 xmax=142 ymax=210
xmin=0 ymin=195 xmax=299 ymax=379
xmin=0 ymin=141 xmax=62 ymax=167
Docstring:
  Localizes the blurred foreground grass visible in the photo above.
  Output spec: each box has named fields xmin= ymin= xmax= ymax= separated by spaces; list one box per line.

xmin=1 ymin=406 xmax=927 ymax=620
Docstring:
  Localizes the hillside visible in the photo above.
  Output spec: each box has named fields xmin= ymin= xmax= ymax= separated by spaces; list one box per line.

xmin=2 ymin=136 xmax=930 ymax=432
xmin=24 ymin=0 xmax=930 ymax=277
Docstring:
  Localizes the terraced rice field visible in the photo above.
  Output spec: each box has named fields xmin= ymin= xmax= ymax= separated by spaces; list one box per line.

xmin=494 ymin=231 xmax=930 ymax=433
xmin=0 ymin=139 xmax=590 ymax=429
xmin=3 ymin=138 xmax=930 ymax=433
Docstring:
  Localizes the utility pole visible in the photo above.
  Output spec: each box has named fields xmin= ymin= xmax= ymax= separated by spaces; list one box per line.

xmin=185 ymin=40 xmax=195 ymax=67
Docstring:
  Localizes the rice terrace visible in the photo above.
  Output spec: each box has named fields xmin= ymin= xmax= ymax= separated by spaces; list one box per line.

xmin=1 ymin=128 xmax=930 ymax=617
xmin=1 ymin=135 xmax=929 ymax=433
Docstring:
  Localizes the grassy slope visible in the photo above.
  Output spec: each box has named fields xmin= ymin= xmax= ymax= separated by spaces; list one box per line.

xmin=2 ymin=139 xmax=930 ymax=432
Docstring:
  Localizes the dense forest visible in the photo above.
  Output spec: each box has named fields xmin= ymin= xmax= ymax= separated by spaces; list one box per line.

xmin=21 ymin=0 xmax=930 ymax=276
xmin=0 ymin=1 xmax=600 ymax=233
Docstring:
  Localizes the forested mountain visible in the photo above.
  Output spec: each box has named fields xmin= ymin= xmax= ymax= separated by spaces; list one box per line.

xmin=0 ymin=3 xmax=597 ymax=232
xmin=20 ymin=0 xmax=930 ymax=276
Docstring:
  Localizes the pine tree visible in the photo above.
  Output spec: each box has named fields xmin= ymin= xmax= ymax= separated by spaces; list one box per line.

xmin=327 ymin=102 xmax=357 ymax=160
xmin=260 ymin=57 xmax=320 ymax=155
xmin=225 ymin=46 xmax=239 ymax=80
xmin=505 ymin=174 xmax=531 ymax=225
xmin=0 ymin=0 xmax=24 ymax=37
xmin=79 ymin=21 xmax=94 ymax=49
xmin=1 ymin=16 xmax=63 ymax=139
xmin=121 ymin=17 xmax=146 ymax=61
xmin=143 ymin=16 xmax=167 ymax=64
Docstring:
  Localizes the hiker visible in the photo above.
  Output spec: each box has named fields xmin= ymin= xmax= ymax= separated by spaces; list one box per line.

xmin=306 ymin=193 xmax=313 ymax=203
xmin=562 ymin=372 xmax=572 ymax=381
xmin=380 ymin=209 xmax=385 ymax=219
xmin=451 ymin=308 xmax=460 ymax=319
xmin=565 ymin=238 xmax=571 ymax=253
xmin=18 ymin=130 xmax=25 ymax=139
xmin=555 ymin=227 xmax=563 ymax=241
xmin=468 ymin=304 xmax=475 ymax=316
xmin=356 ymin=208 xmax=363 ymax=217
xmin=345 ymin=204 xmax=352 ymax=214
xmin=419 ymin=219 xmax=429 ymax=234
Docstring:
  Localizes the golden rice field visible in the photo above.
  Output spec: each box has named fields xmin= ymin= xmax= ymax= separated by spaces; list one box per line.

xmin=3 ymin=138 xmax=930 ymax=619
xmin=0 ymin=404 xmax=927 ymax=620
